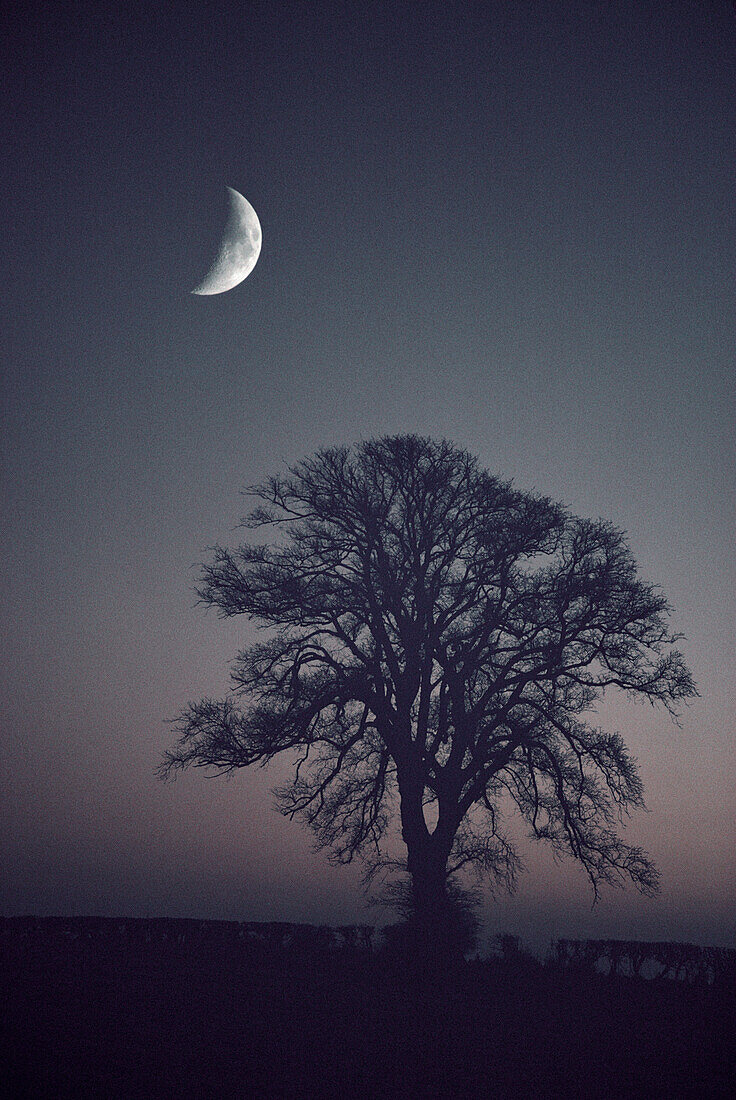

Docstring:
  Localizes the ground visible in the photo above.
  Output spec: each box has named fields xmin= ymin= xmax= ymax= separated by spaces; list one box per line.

xmin=1 ymin=921 xmax=733 ymax=1098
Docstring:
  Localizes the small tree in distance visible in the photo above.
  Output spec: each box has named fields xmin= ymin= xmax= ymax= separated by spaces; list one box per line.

xmin=161 ymin=435 xmax=695 ymax=963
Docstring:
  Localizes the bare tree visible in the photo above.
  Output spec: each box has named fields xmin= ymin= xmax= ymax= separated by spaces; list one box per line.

xmin=162 ymin=435 xmax=695 ymax=960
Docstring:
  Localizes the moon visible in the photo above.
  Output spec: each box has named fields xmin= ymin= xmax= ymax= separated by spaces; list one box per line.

xmin=191 ymin=187 xmax=262 ymax=295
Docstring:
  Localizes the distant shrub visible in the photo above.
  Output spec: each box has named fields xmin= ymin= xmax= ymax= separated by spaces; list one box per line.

xmin=550 ymin=938 xmax=734 ymax=984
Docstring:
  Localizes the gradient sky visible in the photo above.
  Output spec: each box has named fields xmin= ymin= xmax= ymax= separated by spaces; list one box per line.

xmin=2 ymin=0 xmax=734 ymax=953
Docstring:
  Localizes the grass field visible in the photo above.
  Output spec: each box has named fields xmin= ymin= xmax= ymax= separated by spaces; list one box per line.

xmin=2 ymin=919 xmax=733 ymax=1098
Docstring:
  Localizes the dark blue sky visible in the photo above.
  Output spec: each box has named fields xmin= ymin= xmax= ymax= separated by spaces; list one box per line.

xmin=2 ymin=0 xmax=734 ymax=951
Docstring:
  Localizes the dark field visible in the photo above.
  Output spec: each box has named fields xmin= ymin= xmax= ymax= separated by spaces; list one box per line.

xmin=2 ymin=919 xmax=733 ymax=1098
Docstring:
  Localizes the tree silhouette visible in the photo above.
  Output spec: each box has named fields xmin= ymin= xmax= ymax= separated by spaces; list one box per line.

xmin=162 ymin=435 xmax=695 ymax=961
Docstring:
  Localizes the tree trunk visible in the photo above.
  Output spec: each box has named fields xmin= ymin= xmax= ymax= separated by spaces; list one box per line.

xmin=410 ymin=854 xmax=453 ymax=952
xmin=397 ymin=763 xmax=466 ymax=969
xmin=405 ymin=829 xmax=464 ymax=967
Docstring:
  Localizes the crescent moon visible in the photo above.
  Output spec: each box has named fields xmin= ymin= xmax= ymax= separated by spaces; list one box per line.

xmin=191 ymin=187 xmax=262 ymax=295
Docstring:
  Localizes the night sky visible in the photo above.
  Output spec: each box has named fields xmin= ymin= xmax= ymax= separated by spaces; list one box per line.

xmin=2 ymin=0 xmax=734 ymax=953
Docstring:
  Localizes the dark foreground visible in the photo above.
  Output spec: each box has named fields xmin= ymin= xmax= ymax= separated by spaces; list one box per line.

xmin=2 ymin=919 xmax=733 ymax=1099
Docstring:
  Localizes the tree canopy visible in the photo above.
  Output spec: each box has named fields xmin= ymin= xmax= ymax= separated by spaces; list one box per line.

xmin=162 ymin=435 xmax=695 ymax=951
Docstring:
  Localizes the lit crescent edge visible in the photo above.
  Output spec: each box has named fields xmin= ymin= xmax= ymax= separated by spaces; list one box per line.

xmin=191 ymin=187 xmax=262 ymax=295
